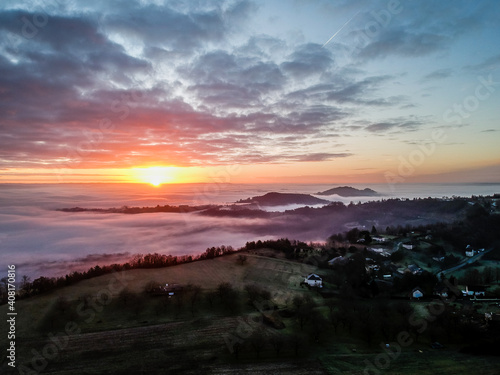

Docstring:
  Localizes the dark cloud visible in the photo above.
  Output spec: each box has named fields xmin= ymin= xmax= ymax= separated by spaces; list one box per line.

xmin=280 ymin=43 xmax=334 ymax=78
xmin=285 ymin=75 xmax=397 ymax=106
xmin=290 ymin=153 xmax=351 ymax=162
xmin=356 ymin=29 xmax=449 ymax=59
xmin=481 ymin=129 xmax=498 ymax=133
xmin=365 ymin=118 xmax=427 ymax=133
xmin=181 ymin=50 xmax=285 ymax=108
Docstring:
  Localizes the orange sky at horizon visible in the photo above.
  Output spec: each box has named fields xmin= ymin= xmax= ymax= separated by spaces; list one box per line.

xmin=1 ymin=157 xmax=500 ymax=186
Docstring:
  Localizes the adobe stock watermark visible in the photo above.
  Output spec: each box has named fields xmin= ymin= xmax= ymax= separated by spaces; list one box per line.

xmin=6 ymin=0 xmax=75 ymax=53
xmin=223 ymin=252 xmax=323 ymax=354
xmin=363 ymin=279 xmax=462 ymax=374
xmin=385 ymin=73 xmax=497 ymax=192
xmin=384 ymin=129 xmax=447 ymax=192
xmin=443 ymin=74 xmax=498 ymax=126
xmin=17 ymin=270 xmax=130 ymax=375
xmin=223 ymin=298 xmax=275 ymax=354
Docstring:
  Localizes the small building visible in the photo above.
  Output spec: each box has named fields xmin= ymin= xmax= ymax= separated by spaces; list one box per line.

xmin=304 ymin=273 xmax=323 ymax=287
xmin=151 ymin=283 xmax=183 ymax=296
xmin=434 ymin=285 xmax=449 ymax=298
xmin=407 ymin=264 xmax=423 ymax=275
xmin=372 ymin=236 xmax=387 ymax=243
xmin=402 ymin=241 xmax=418 ymax=250
xmin=462 ymin=285 xmax=486 ymax=297
xmin=369 ymin=247 xmax=390 ymax=257
xmin=463 ymin=285 xmax=486 ymax=297
xmin=411 ymin=287 xmax=424 ymax=299
xmin=465 ymin=245 xmax=475 ymax=257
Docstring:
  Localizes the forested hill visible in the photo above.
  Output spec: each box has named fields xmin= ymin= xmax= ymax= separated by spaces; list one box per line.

xmin=235 ymin=192 xmax=330 ymax=206
xmin=316 ymin=186 xmax=378 ymax=196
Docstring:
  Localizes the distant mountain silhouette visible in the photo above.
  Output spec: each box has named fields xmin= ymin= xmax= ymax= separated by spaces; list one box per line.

xmin=236 ymin=192 xmax=330 ymax=206
xmin=316 ymin=186 xmax=378 ymax=197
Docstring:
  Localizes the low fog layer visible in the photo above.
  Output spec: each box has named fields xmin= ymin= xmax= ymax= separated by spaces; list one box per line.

xmin=2 ymin=183 xmax=497 ymax=278
xmin=0 ymin=207 xmax=280 ymax=278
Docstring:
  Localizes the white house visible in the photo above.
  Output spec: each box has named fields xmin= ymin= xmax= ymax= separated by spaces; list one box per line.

xmin=402 ymin=241 xmax=418 ymax=250
xmin=411 ymin=287 xmax=424 ymax=299
xmin=465 ymin=245 xmax=475 ymax=257
xmin=304 ymin=273 xmax=323 ymax=287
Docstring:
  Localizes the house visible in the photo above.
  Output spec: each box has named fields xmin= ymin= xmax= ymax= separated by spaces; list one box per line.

xmin=465 ymin=245 xmax=476 ymax=257
xmin=304 ymin=273 xmax=323 ymax=287
xmin=462 ymin=285 xmax=486 ymax=297
xmin=434 ymin=285 xmax=449 ymax=298
xmin=407 ymin=264 xmax=423 ymax=275
xmin=151 ymin=283 xmax=183 ymax=296
xmin=411 ymin=287 xmax=424 ymax=299
xmin=369 ymin=248 xmax=390 ymax=257
xmin=372 ymin=236 xmax=387 ymax=243
xmin=402 ymin=241 xmax=418 ymax=250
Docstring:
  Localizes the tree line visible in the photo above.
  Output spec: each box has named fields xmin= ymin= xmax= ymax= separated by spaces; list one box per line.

xmin=0 ymin=245 xmax=236 ymax=302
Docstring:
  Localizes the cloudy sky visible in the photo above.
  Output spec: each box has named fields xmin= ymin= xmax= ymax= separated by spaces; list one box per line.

xmin=1 ymin=0 xmax=499 ymax=184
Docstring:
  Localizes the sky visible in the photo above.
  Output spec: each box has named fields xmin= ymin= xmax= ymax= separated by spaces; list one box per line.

xmin=0 ymin=0 xmax=499 ymax=184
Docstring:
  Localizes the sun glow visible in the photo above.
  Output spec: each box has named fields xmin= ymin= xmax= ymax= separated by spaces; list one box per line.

xmin=133 ymin=166 xmax=176 ymax=186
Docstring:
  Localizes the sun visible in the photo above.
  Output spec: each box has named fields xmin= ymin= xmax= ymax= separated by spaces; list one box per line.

xmin=133 ymin=166 xmax=175 ymax=186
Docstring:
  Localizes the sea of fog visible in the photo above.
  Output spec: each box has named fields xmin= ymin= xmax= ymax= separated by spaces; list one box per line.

xmin=1 ymin=182 xmax=499 ymax=279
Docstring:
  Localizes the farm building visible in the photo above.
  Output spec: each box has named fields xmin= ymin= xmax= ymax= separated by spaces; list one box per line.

xmin=304 ymin=273 xmax=323 ymax=287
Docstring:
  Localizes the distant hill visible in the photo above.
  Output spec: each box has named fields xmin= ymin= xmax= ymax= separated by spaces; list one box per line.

xmin=236 ymin=192 xmax=330 ymax=206
xmin=316 ymin=186 xmax=378 ymax=197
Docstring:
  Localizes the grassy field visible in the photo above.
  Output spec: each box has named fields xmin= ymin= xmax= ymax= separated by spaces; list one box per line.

xmin=0 ymin=253 xmax=319 ymax=336
xmin=2 ymin=252 xmax=500 ymax=374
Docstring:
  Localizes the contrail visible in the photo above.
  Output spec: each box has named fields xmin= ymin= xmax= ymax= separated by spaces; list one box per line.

xmin=322 ymin=11 xmax=360 ymax=48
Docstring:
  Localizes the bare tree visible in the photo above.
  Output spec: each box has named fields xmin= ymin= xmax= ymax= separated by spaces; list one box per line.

xmin=21 ymin=275 xmax=31 ymax=294
xmin=188 ymin=284 xmax=202 ymax=316
xmin=206 ymin=290 xmax=217 ymax=308
xmin=236 ymin=254 xmax=248 ymax=265
xmin=249 ymin=332 xmax=266 ymax=358
xmin=288 ymin=333 xmax=305 ymax=357
xmin=270 ymin=334 xmax=286 ymax=357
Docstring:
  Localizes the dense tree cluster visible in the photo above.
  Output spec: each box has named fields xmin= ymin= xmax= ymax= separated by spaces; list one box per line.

xmin=0 ymin=246 xmax=235 ymax=302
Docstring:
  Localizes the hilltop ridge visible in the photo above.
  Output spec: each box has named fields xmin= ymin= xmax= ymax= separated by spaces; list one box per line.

xmin=236 ymin=192 xmax=330 ymax=206
xmin=316 ymin=186 xmax=378 ymax=197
